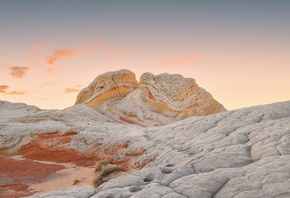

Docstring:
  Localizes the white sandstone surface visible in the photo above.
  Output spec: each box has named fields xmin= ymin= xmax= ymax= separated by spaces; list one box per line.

xmin=1 ymin=99 xmax=290 ymax=197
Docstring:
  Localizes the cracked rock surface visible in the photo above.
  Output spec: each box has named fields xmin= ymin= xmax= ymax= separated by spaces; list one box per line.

xmin=1 ymin=99 xmax=290 ymax=197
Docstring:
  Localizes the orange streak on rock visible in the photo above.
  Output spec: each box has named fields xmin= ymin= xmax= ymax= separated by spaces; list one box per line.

xmin=119 ymin=116 xmax=140 ymax=125
xmin=126 ymin=149 xmax=146 ymax=157
xmin=135 ymin=158 xmax=154 ymax=169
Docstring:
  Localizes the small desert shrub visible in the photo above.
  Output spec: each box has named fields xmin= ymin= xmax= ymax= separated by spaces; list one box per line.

xmin=93 ymin=163 xmax=124 ymax=186
xmin=94 ymin=160 xmax=109 ymax=172
xmin=72 ymin=177 xmax=79 ymax=185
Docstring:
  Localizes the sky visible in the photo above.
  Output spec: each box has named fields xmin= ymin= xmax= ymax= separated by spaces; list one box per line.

xmin=0 ymin=0 xmax=289 ymax=110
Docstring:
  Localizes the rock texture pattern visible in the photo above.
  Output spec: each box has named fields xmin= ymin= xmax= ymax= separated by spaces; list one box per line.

xmin=75 ymin=70 xmax=226 ymax=126
xmin=1 ymin=100 xmax=290 ymax=197
xmin=1 ymin=71 xmax=290 ymax=198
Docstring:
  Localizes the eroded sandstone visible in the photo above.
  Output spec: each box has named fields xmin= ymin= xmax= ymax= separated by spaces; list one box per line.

xmin=1 ymin=71 xmax=290 ymax=197
xmin=75 ymin=70 xmax=225 ymax=126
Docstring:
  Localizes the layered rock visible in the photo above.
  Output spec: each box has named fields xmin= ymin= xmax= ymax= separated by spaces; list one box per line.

xmin=1 ymin=100 xmax=290 ymax=197
xmin=2 ymin=70 xmax=290 ymax=198
xmin=75 ymin=69 xmax=226 ymax=126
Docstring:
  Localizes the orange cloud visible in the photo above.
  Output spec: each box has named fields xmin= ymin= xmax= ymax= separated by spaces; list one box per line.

xmin=3 ymin=53 xmax=11 ymax=59
xmin=161 ymin=55 xmax=202 ymax=67
xmin=106 ymin=45 xmax=131 ymax=57
xmin=64 ymin=88 xmax=80 ymax=93
xmin=46 ymin=49 xmax=77 ymax=65
xmin=9 ymin=66 xmax=30 ymax=79
xmin=30 ymin=42 xmax=52 ymax=50
xmin=0 ymin=85 xmax=26 ymax=95
xmin=8 ymin=90 xmax=26 ymax=95
xmin=0 ymin=85 xmax=9 ymax=93
xmin=64 ymin=85 xmax=83 ymax=94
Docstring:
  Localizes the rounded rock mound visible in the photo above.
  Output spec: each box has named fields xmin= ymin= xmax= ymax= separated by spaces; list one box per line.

xmin=75 ymin=69 xmax=226 ymax=126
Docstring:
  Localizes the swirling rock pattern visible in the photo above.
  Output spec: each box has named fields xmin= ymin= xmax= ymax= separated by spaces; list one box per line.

xmin=1 ymin=100 xmax=290 ymax=197
xmin=1 ymin=71 xmax=290 ymax=198
xmin=75 ymin=70 xmax=226 ymax=126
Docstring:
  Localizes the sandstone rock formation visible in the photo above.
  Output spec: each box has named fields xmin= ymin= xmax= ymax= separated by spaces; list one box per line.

xmin=1 ymin=71 xmax=290 ymax=198
xmin=75 ymin=70 xmax=226 ymax=126
xmin=1 ymin=100 xmax=290 ymax=197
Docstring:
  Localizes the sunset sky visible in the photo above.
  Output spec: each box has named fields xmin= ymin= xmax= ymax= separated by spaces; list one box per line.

xmin=1 ymin=1 xmax=289 ymax=110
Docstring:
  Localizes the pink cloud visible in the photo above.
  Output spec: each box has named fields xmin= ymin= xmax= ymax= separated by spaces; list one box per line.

xmin=46 ymin=49 xmax=77 ymax=65
xmin=39 ymin=81 xmax=55 ymax=87
xmin=161 ymin=55 xmax=202 ymax=67
xmin=0 ymin=64 xmax=8 ymax=72
xmin=9 ymin=66 xmax=30 ymax=79
xmin=106 ymin=45 xmax=131 ymax=57
xmin=45 ymin=65 xmax=62 ymax=74
xmin=30 ymin=42 xmax=52 ymax=50
xmin=82 ymin=41 xmax=101 ymax=55
xmin=3 ymin=53 xmax=11 ymax=59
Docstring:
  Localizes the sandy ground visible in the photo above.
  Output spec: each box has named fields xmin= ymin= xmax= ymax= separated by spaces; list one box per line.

xmin=2 ymin=155 xmax=94 ymax=195
xmin=10 ymin=155 xmax=95 ymax=193
xmin=28 ymin=161 xmax=96 ymax=194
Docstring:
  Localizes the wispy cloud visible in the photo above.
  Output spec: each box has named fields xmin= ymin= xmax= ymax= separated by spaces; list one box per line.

xmin=106 ymin=45 xmax=131 ymax=57
xmin=45 ymin=65 xmax=62 ymax=74
xmin=0 ymin=63 xmax=8 ymax=72
xmin=64 ymin=85 xmax=83 ymax=94
xmin=9 ymin=66 xmax=30 ymax=79
xmin=46 ymin=49 xmax=77 ymax=65
xmin=30 ymin=42 xmax=52 ymax=50
xmin=0 ymin=85 xmax=26 ymax=95
xmin=8 ymin=90 xmax=26 ymax=95
xmin=39 ymin=81 xmax=55 ymax=87
xmin=0 ymin=85 xmax=9 ymax=93
xmin=82 ymin=41 xmax=101 ymax=55
xmin=3 ymin=53 xmax=11 ymax=59
xmin=161 ymin=55 xmax=202 ymax=67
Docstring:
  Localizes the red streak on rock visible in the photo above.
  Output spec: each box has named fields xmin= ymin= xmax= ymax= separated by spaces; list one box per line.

xmin=19 ymin=131 xmax=98 ymax=167
xmin=147 ymin=90 xmax=155 ymax=100
xmin=0 ymin=151 xmax=64 ymax=198
xmin=1 ymin=131 xmax=153 ymax=197
xmin=0 ymin=183 xmax=33 ymax=198
xmin=18 ymin=132 xmax=151 ymax=170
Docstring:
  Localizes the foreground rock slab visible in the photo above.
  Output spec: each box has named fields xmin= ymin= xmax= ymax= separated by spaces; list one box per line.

xmin=1 ymin=100 xmax=290 ymax=197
